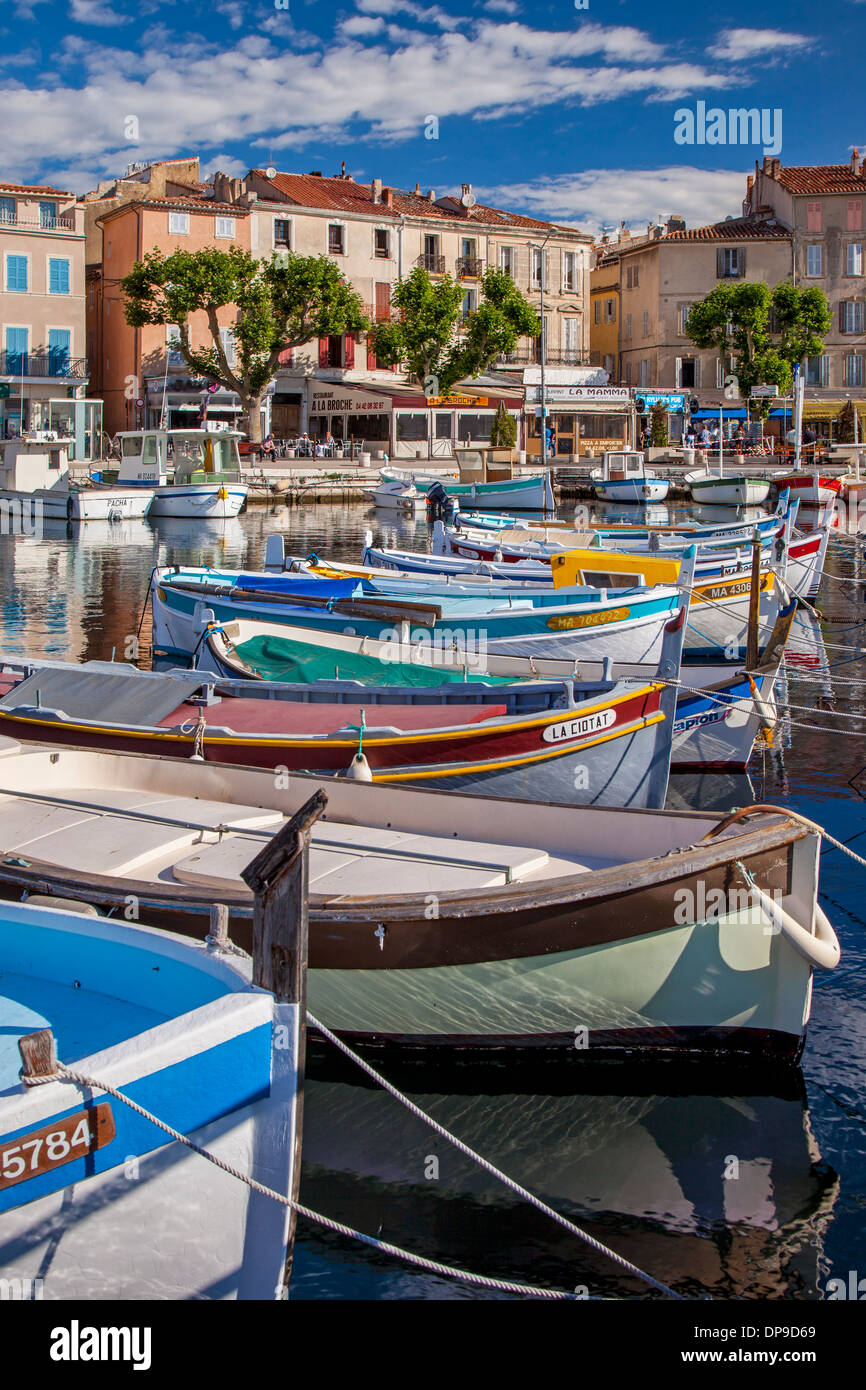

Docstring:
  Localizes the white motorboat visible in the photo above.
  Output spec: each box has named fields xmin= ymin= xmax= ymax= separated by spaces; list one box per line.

xmin=0 ymin=439 xmax=152 ymax=521
xmin=685 ymin=469 xmax=772 ymax=507
xmin=368 ymin=473 xmax=427 ymax=511
xmin=590 ymin=451 xmax=670 ymax=503
xmin=115 ymin=429 xmax=247 ymax=519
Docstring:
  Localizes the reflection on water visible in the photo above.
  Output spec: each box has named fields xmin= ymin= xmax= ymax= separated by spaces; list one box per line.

xmin=0 ymin=500 xmax=864 ymax=1300
xmin=294 ymin=1067 xmax=838 ymax=1300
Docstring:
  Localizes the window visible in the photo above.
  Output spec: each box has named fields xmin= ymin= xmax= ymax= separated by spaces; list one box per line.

xmin=677 ymin=358 xmax=700 ymax=388
xmin=642 ymin=310 xmax=650 ymax=337
xmin=604 ymin=298 xmax=616 ymax=323
xmin=220 ymin=327 xmax=237 ymax=367
xmin=6 ymin=255 xmax=27 ymax=292
xmin=840 ymin=301 xmax=865 ymax=334
xmin=48 ymin=329 xmax=70 ymax=375
xmin=806 ymin=201 xmax=823 ymax=233
xmin=638 ymin=359 xmax=650 ymax=386
xmin=562 ymin=251 xmax=576 ymax=291
xmin=396 ymin=412 xmax=428 ymax=442
xmin=847 ymin=243 xmax=863 ymax=276
xmin=531 ymin=248 xmax=543 ymax=288
xmin=374 ymin=228 xmax=390 ymax=258
xmin=603 ymin=353 xmax=615 ymax=375
xmin=169 ymin=211 xmax=190 ymax=235
xmin=594 ymin=300 xmax=601 ymax=324
xmin=716 ymin=357 xmax=726 ymax=389
xmin=461 ymin=237 xmax=476 ymax=259
xmin=0 ymin=196 xmax=15 ymax=223
xmin=328 ymin=224 xmax=345 ymax=254
xmin=848 ymin=200 xmax=864 ymax=233
xmin=274 ymin=218 xmax=292 ymax=248
xmin=5 ymin=327 xmax=27 ymax=372
xmin=215 ymin=216 xmax=235 ymax=238
xmin=624 ymin=360 xmax=632 ymax=385
xmin=679 ymin=304 xmax=693 ymax=335
xmin=166 ymin=325 xmax=184 ymax=365
xmin=48 ymin=258 xmax=70 ymax=294
xmin=457 ymin=413 xmax=494 ymax=442
xmin=806 ymin=244 xmax=823 ymax=277
xmin=845 ymin=354 xmax=863 ymax=387
xmin=499 ymin=246 xmax=516 ymax=277
xmin=563 ymin=317 xmax=579 ymax=351
xmin=625 ymin=312 xmax=632 ymax=341
xmin=625 ymin=264 xmax=640 ymax=289
xmin=806 ymin=354 xmax=829 ymax=387
xmin=717 ymin=247 xmax=744 ymax=278
xmin=461 ymin=290 xmax=477 ymax=321
xmin=39 ymin=201 xmax=57 ymax=228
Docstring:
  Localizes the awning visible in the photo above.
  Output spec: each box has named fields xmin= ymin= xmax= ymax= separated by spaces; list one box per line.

xmin=691 ymin=408 xmax=747 ymax=420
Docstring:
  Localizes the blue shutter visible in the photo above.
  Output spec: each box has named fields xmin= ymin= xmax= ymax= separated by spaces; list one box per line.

xmin=48 ymin=329 xmax=70 ymax=376
xmin=5 ymin=327 xmax=28 ymax=374
xmin=49 ymin=258 xmax=70 ymax=294
xmin=6 ymin=256 xmax=27 ymax=292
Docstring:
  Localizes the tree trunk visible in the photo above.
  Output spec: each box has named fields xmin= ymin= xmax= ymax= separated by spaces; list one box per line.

xmin=245 ymin=394 xmax=264 ymax=443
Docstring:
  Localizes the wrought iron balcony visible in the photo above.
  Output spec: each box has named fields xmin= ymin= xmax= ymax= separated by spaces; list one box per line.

xmin=0 ymin=214 xmax=77 ymax=232
xmin=496 ymin=347 xmax=589 ymax=367
xmin=456 ymin=256 xmax=484 ymax=278
xmin=0 ymin=352 xmax=88 ymax=379
xmin=416 ymin=252 xmax=446 ymax=274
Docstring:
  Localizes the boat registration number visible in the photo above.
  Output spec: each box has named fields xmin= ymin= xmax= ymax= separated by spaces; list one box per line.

xmin=546 ymin=607 xmax=630 ymax=631
xmin=543 ymin=708 xmax=617 ymax=743
xmin=0 ymin=1104 xmax=115 ymax=1190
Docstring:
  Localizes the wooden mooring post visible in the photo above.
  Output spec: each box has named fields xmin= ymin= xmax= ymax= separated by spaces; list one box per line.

xmin=239 ymin=788 xmax=327 ymax=1297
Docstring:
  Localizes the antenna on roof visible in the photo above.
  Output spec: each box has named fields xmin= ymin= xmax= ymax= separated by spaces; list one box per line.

xmin=265 ymin=166 xmax=277 ymax=180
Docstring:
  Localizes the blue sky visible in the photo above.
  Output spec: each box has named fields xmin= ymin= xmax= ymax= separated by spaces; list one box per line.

xmin=2 ymin=0 xmax=863 ymax=233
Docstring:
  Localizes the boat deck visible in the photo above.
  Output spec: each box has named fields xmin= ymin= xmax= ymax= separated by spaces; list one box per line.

xmin=0 ymin=783 xmax=597 ymax=898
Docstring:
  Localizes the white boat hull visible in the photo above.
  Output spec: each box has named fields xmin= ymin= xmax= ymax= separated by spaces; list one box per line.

xmin=0 ymin=487 xmax=153 ymax=521
xmin=148 ymin=484 xmax=247 ymax=519
xmin=686 ymin=473 xmax=772 ymax=506
xmin=593 ymin=478 xmax=670 ymax=503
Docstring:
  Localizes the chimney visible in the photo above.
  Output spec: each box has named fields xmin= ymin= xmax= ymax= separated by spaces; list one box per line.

xmin=309 ymin=170 xmax=323 ymax=178
xmin=762 ymin=155 xmax=773 ymax=174
xmin=772 ymin=157 xmax=781 ymax=178
xmin=340 ymin=160 xmax=346 ymax=178
xmin=383 ymin=187 xmax=394 ymax=208
xmin=414 ymin=183 xmax=421 ymax=195
xmin=852 ymin=147 xmax=861 ymax=175
xmin=371 ymin=178 xmax=382 ymax=204
xmin=427 ymin=189 xmax=436 ymax=202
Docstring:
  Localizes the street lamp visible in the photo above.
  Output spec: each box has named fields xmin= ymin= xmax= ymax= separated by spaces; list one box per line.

xmin=528 ymin=231 xmax=554 ymax=469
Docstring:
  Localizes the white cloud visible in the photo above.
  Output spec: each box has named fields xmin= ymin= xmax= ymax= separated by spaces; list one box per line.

xmin=475 ymin=167 xmax=748 ymax=237
xmin=215 ymin=0 xmax=245 ymax=30
xmin=204 ymin=154 xmax=248 ymax=179
xmin=339 ymin=16 xmax=387 ymax=37
xmin=709 ymin=28 xmax=812 ymax=62
xmin=355 ymin=0 xmax=465 ymax=31
xmin=70 ymin=0 xmax=130 ymax=25
xmin=483 ymin=0 xmax=520 ymax=12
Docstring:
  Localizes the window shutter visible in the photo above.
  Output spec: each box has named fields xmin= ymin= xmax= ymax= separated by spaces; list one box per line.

xmin=367 ymin=339 xmax=377 ymax=370
xmin=716 ymin=248 xmax=725 ymax=278
xmin=318 ymin=337 xmax=329 ymax=367
xmin=840 ymin=302 xmax=848 ymax=333
xmin=375 ymin=281 xmax=391 ymax=320
xmin=344 ymin=334 xmax=354 ymax=368
xmin=694 ymin=359 xmax=702 ymax=387
xmin=738 ymin=249 xmax=746 ymax=278
xmin=277 ymin=346 xmax=293 ymax=367
xmin=675 ymin=356 xmax=682 ymax=387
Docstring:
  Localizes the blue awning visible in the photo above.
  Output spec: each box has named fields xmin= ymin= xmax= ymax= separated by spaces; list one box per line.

xmin=691 ymin=408 xmax=747 ymax=420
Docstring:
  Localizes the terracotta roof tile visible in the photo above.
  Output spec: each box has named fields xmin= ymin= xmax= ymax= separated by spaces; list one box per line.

xmin=773 ymin=164 xmax=866 ymax=195
xmin=662 ymin=216 xmax=790 ymax=242
xmin=0 ymin=181 xmax=72 ymax=197
xmin=249 ymin=169 xmax=576 ymax=232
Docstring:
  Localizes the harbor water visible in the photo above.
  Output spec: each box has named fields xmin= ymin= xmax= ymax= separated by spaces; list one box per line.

xmin=1 ymin=499 xmax=864 ymax=1300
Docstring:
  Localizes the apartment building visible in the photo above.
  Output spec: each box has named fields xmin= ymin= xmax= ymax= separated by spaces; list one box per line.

xmin=589 ymin=251 xmax=620 ymax=379
xmin=242 ymin=167 xmax=593 ymax=454
xmin=745 ymin=150 xmax=866 ymax=429
xmin=0 ymin=181 xmax=88 ymax=439
xmin=88 ymin=187 xmax=251 ymax=435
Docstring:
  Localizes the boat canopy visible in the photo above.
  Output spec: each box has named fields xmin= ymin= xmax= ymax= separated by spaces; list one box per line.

xmin=115 ymin=429 xmax=242 ymax=484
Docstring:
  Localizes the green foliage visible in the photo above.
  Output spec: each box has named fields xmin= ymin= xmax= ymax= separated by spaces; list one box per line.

xmin=649 ymin=400 xmax=668 ymax=447
xmin=684 ymin=279 xmax=831 ymax=413
xmin=372 ymin=265 xmax=539 ymax=395
xmin=489 ymin=400 xmax=517 ymax=448
xmin=836 ymin=399 xmax=857 ymax=443
xmin=122 ymin=247 xmax=368 ymax=438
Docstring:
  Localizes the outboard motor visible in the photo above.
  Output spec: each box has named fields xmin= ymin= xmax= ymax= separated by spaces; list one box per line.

xmin=426 ymin=481 xmax=455 ymax=524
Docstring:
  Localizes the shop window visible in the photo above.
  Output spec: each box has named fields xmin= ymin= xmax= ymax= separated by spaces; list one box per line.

xmin=435 ymin=413 xmax=452 ymax=440
xmin=457 ymin=413 xmax=494 ymax=441
xmin=347 ymin=413 xmax=390 ymax=440
xmin=396 ymin=413 xmax=428 ymax=442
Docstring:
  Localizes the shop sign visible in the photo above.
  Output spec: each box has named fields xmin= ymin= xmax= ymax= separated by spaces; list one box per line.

xmin=426 ymin=396 xmax=488 ymax=406
xmin=526 ymin=386 xmax=631 ymax=405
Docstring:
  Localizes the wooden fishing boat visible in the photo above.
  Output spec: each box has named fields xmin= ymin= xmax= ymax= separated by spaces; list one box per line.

xmin=685 ymin=469 xmax=772 ymax=507
xmin=774 ymin=471 xmax=841 ymax=505
xmin=590 ymin=451 xmax=670 ymax=503
xmin=0 ymin=646 xmax=684 ymax=809
xmin=0 ymin=739 xmax=839 ymax=1062
xmin=0 ymin=897 xmax=303 ymax=1300
xmin=188 ymin=592 xmax=796 ymax=771
xmin=151 ymin=566 xmax=686 ymax=666
xmin=455 ymin=494 xmax=790 ymax=542
xmin=381 ymin=467 xmax=554 ymax=512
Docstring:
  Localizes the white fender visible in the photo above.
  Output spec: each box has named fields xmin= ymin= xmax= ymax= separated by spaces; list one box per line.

xmin=752 ymin=888 xmax=840 ymax=971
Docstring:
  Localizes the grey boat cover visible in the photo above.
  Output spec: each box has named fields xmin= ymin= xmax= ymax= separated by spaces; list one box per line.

xmin=0 ymin=665 xmax=207 ymax=726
